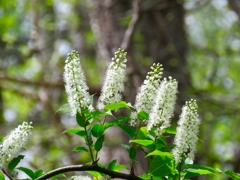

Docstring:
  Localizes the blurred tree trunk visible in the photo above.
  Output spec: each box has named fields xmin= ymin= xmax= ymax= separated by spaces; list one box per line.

xmin=88 ymin=0 xmax=190 ymax=103
xmin=88 ymin=0 xmax=190 ymax=174
xmin=0 ymin=88 xmax=5 ymax=124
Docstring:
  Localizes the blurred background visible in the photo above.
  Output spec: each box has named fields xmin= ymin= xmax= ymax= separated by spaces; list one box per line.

xmin=0 ymin=0 xmax=240 ymax=179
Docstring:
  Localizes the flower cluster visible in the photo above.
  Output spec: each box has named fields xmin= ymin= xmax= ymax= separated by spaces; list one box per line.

xmin=130 ymin=63 xmax=163 ymax=126
xmin=70 ymin=175 xmax=92 ymax=180
xmin=97 ymin=48 xmax=127 ymax=110
xmin=0 ymin=122 xmax=32 ymax=168
xmin=147 ymin=77 xmax=178 ymax=135
xmin=172 ymin=99 xmax=200 ymax=163
xmin=64 ymin=50 xmax=93 ymax=115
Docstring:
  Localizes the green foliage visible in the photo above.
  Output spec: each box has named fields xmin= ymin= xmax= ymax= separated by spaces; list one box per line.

xmin=0 ymin=172 xmax=5 ymax=180
xmin=91 ymin=124 xmax=105 ymax=138
xmin=224 ymin=170 xmax=240 ymax=179
xmin=104 ymin=101 xmax=134 ymax=111
xmin=137 ymin=111 xmax=149 ymax=121
xmin=8 ymin=155 xmax=24 ymax=171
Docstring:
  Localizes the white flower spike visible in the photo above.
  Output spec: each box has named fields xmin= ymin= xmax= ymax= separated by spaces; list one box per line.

xmin=64 ymin=50 xmax=93 ymax=115
xmin=147 ymin=77 xmax=178 ymax=135
xmin=97 ymin=48 xmax=127 ymax=110
xmin=0 ymin=122 xmax=33 ymax=168
xmin=130 ymin=63 xmax=163 ymax=126
xmin=172 ymin=99 xmax=201 ymax=163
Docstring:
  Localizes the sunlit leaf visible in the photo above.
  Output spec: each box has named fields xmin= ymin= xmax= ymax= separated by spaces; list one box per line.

xmin=104 ymin=101 xmax=134 ymax=111
xmin=114 ymin=164 xmax=129 ymax=171
xmin=185 ymin=164 xmax=222 ymax=174
xmin=162 ymin=127 xmax=176 ymax=134
xmin=130 ymin=139 xmax=154 ymax=150
xmin=107 ymin=159 xmax=117 ymax=170
xmin=224 ymin=170 xmax=240 ymax=180
xmin=137 ymin=127 xmax=149 ymax=140
xmin=146 ymin=150 xmax=173 ymax=159
xmin=137 ymin=111 xmax=149 ymax=121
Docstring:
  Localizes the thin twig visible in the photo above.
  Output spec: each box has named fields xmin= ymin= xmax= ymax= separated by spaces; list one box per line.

xmin=35 ymin=164 xmax=143 ymax=180
xmin=121 ymin=0 xmax=141 ymax=51
xmin=2 ymin=169 xmax=13 ymax=180
xmin=0 ymin=75 xmax=64 ymax=88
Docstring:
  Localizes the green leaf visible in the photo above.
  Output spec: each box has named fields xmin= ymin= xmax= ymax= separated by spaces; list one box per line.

xmin=184 ymin=164 xmax=222 ymax=179
xmin=155 ymin=136 xmax=167 ymax=150
xmin=118 ymin=124 xmax=136 ymax=138
xmin=17 ymin=167 xmax=35 ymax=179
xmin=76 ymin=130 xmax=87 ymax=138
xmin=137 ymin=127 xmax=149 ymax=139
xmin=130 ymin=139 xmax=154 ymax=150
xmin=76 ymin=112 xmax=86 ymax=127
xmin=107 ymin=159 xmax=117 ymax=170
xmin=185 ymin=164 xmax=222 ymax=174
xmin=114 ymin=164 xmax=129 ymax=171
xmin=73 ymin=146 xmax=89 ymax=152
xmin=138 ymin=173 xmax=158 ymax=180
xmin=146 ymin=150 xmax=173 ymax=159
xmin=184 ymin=170 xmax=214 ymax=179
xmin=104 ymin=117 xmax=130 ymax=129
xmin=149 ymin=156 xmax=173 ymax=177
xmin=64 ymin=128 xmax=81 ymax=134
xmin=87 ymin=171 xmax=105 ymax=178
xmin=225 ymin=170 xmax=240 ymax=180
xmin=34 ymin=169 xmax=44 ymax=179
xmin=56 ymin=104 xmax=71 ymax=112
xmin=104 ymin=101 xmax=134 ymax=111
xmin=91 ymin=110 xmax=113 ymax=121
xmin=129 ymin=146 xmax=137 ymax=160
xmin=8 ymin=155 xmax=24 ymax=171
xmin=137 ymin=111 xmax=149 ymax=121
xmin=91 ymin=124 xmax=105 ymax=138
xmin=162 ymin=127 xmax=176 ymax=134
xmin=87 ymin=163 xmax=106 ymax=178
xmin=0 ymin=172 xmax=5 ymax=180
xmin=95 ymin=135 xmax=105 ymax=151
xmin=64 ymin=129 xmax=87 ymax=138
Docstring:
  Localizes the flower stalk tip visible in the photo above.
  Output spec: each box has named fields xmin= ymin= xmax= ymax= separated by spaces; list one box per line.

xmin=130 ymin=63 xmax=163 ymax=126
xmin=64 ymin=50 xmax=93 ymax=115
xmin=147 ymin=77 xmax=178 ymax=135
xmin=172 ymin=99 xmax=201 ymax=163
xmin=97 ymin=48 xmax=127 ymax=110
xmin=0 ymin=122 xmax=33 ymax=168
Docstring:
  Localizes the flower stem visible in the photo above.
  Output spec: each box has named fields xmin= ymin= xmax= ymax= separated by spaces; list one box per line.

xmin=2 ymin=169 xmax=13 ymax=180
